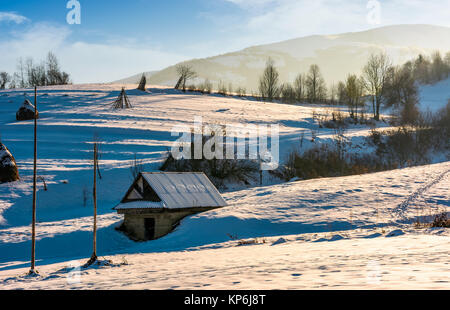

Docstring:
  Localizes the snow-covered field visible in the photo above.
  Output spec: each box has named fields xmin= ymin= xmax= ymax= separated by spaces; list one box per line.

xmin=0 ymin=83 xmax=448 ymax=290
xmin=420 ymin=78 xmax=450 ymax=112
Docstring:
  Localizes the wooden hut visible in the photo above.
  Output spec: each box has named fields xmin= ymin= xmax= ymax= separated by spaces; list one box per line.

xmin=114 ymin=172 xmax=227 ymax=241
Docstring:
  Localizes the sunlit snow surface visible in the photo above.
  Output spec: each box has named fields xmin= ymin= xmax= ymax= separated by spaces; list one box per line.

xmin=0 ymin=84 xmax=448 ymax=289
xmin=419 ymin=78 xmax=450 ymax=112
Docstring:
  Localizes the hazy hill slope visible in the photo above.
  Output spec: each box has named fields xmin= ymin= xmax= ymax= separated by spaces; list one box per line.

xmin=123 ymin=25 xmax=450 ymax=91
xmin=114 ymin=71 xmax=158 ymax=84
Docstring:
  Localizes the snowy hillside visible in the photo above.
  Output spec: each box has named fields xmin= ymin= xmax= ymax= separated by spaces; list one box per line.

xmin=114 ymin=71 xmax=159 ymax=85
xmin=0 ymin=162 xmax=448 ymax=290
xmin=0 ymin=84 xmax=448 ymax=289
xmin=419 ymin=77 xmax=450 ymax=112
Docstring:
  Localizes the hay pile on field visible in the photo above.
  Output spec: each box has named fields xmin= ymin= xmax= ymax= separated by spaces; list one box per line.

xmin=16 ymin=99 xmax=39 ymax=121
xmin=112 ymin=88 xmax=133 ymax=109
xmin=0 ymin=142 xmax=19 ymax=183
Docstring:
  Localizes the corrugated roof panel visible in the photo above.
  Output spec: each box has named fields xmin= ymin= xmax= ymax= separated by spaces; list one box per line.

xmin=192 ymin=173 xmax=227 ymax=206
xmin=114 ymin=201 xmax=164 ymax=210
xmin=165 ymin=174 xmax=192 ymax=206
xmin=140 ymin=172 xmax=227 ymax=209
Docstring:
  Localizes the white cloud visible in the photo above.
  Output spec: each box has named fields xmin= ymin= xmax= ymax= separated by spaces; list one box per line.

xmin=0 ymin=23 xmax=71 ymax=74
xmin=0 ymin=23 xmax=188 ymax=83
xmin=59 ymin=42 xmax=187 ymax=83
xmin=223 ymin=0 xmax=450 ymax=43
xmin=0 ymin=12 xmax=29 ymax=24
xmin=2 ymin=2 xmax=450 ymax=83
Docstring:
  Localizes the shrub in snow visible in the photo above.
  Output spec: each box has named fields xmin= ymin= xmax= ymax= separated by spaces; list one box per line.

xmin=160 ymin=152 xmax=259 ymax=189
xmin=431 ymin=213 xmax=449 ymax=228
xmin=160 ymin=132 xmax=259 ymax=189
xmin=16 ymin=99 xmax=39 ymax=121
xmin=386 ymin=229 xmax=405 ymax=237
xmin=272 ymin=237 xmax=287 ymax=245
xmin=0 ymin=142 xmax=19 ymax=183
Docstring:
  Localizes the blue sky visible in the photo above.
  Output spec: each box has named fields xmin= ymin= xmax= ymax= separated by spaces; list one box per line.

xmin=1 ymin=0 xmax=449 ymax=83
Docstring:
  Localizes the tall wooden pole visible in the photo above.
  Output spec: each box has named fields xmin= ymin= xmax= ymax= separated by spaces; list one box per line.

xmin=92 ymin=142 xmax=98 ymax=259
xmin=30 ymin=86 xmax=37 ymax=274
xmin=85 ymin=141 xmax=99 ymax=267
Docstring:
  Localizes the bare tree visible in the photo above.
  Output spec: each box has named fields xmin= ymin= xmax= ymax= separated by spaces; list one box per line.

xmin=46 ymin=52 xmax=70 ymax=85
xmin=175 ymin=64 xmax=197 ymax=92
xmin=258 ymin=58 xmax=280 ymax=102
xmin=412 ymin=54 xmax=431 ymax=84
xmin=130 ymin=153 xmax=144 ymax=180
xmin=8 ymin=73 xmax=19 ymax=89
xmin=293 ymin=73 xmax=306 ymax=102
xmin=280 ymin=83 xmax=295 ymax=103
xmin=305 ymin=64 xmax=327 ymax=103
xmin=362 ymin=53 xmax=392 ymax=120
xmin=25 ymin=57 xmax=36 ymax=86
xmin=337 ymin=81 xmax=346 ymax=104
xmin=329 ymin=83 xmax=338 ymax=105
xmin=0 ymin=72 xmax=10 ymax=89
xmin=430 ymin=51 xmax=448 ymax=82
xmin=17 ymin=57 xmax=26 ymax=88
xmin=445 ymin=51 xmax=450 ymax=69
xmin=46 ymin=52 xmax=61 ymax=85
xmin=383 ymin=65 xmax=419 ymax=125
xmin=344 ymin=74 xmax=364 ymax=120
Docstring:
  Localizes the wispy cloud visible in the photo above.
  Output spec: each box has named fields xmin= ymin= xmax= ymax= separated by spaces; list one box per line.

xmin=0 ymin=12 xmax=29 ymax=24
xmin=223 ymin=0 xmax=450 ymax=43
xmin=0 ymin=23 xmax=187 ymax=83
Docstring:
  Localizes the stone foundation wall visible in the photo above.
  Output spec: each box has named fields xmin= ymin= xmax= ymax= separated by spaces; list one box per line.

xmin=122 ymin=209 xmax=201 ymax=241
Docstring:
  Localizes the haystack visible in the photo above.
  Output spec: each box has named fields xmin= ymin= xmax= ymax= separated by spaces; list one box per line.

xmin=112 ymin=88 xmax=133 ymax=109
xmin=16 ymin=99 xmax=39 ymax=121
xmin=137 ymin=74 xmax=146 ymax=91
xmin=0 ymin=142 xmax=19 ymax=183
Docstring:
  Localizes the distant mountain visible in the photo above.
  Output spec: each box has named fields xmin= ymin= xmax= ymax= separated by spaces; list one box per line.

xmin=117 ymin=25 xmax=450 ymax=91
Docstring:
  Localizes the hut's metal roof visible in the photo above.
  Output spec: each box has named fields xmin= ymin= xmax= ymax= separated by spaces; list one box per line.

xmin=115 ymin=172 xmax=227 ymax=210
xmin=114 ymin=201 xmax=165 ymax=210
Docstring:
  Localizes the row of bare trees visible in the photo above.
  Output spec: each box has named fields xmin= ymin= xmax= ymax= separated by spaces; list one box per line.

xmin=259 ymin=59 xmax=328 ymax=104
xmin=410 ymin=51 xmax=450 ymax=85
xmin=257 ymin=55 xmax=388 ymax=121
xmin=171 ymin=51 xmax=449 ymax=124
xmin=362 ymin=51 xmax=450 ymax=123
xmin=0 ymin=52 xmax=71 ymax=89
xmin=258 ymin=50 xmax=450 ymax=123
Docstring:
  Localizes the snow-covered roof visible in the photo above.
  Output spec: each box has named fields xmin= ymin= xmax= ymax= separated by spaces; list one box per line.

xmin=0 ymin=143 xmax=15 ymax=167
xmin=115 ymin=172 xmax=227 ymax=210
xmin=20 ymin=99 xmax=36 ymax=111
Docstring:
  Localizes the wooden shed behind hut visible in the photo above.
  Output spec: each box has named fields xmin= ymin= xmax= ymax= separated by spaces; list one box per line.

xmin=114 ymin=172 xmax=227 ymax=241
